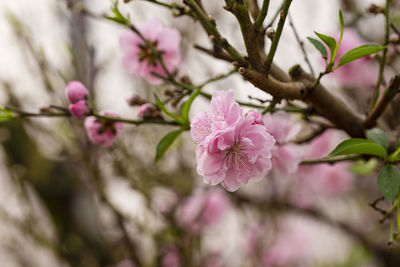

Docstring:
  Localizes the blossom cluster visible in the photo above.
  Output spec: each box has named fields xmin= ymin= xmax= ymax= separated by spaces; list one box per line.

xmin=190 ymin=90 xmax=276 ymax=191
xmin=65 ymin=81 xmax=123 ymax=147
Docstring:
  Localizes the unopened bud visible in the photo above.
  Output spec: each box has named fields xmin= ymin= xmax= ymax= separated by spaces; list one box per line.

xmin=238 ymin=67 xmax=246 ymax=74
xmin=367 ymin=4 xmax=384 ymax=15
xmin=266 ymin=27 xmax=275 ymax=41
xmin=138 ymin=103 xmax=163 ymax=120
xmin=389 ymin=33 xmax=399 ymax=43
xmin=40 ymin=106 xmax=51 ymax=114
xmin=210 ymin=35 xmax=217 ymax=45
xmin=126 ymin=94 xmax=146 ymax=106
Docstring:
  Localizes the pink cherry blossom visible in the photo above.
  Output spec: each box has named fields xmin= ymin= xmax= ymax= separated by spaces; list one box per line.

xmin=175 ymin=188 xmax=229 ymax=234
xmin=329 ymin=29 xmax=376 ymax=89
xmin=65 ymin=81 xmax=88 ymax=103
xmin=191 ymin=90 xmax=275 ymax=191
xmin=263 ymin=111 xmax=302 ymax=177
xmin=120 ymin=18 xmax=181 ymax=84
xmin=69 ymin=100 xmax=89 ymax=118
xmin=196 ymin=116 xmax=275 ymax=191
xmin=190 ymin=90 xmax=241 ymax=144
xmin=84 ymin=111 xmax=124 ymax=147
xmin=246 ymin=110 xmax=264 ymax=125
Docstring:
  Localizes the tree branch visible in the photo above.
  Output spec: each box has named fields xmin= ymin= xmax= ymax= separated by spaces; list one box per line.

xmin=365 ymin=74 xmax=400 ymax=128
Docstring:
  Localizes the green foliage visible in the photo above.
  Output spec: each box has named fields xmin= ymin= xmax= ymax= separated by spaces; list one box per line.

xmin=154 ymin=94 xmax=187 ymax=126
xmin=338 ymin=45 xmax=385 ymax=67
xmin=366 ymin=128 xmax=389 ymax=149
xmin=307 ymin=37 xmax=327 ymax=59
xmin=105 ymin=0 xmax=130 ymax=25
xmin=331 ymin=10 xmax=344 ymax=65
xmin=155 ymin=129 xmax=184 ymax=163
xmin=180 ymin=87 xmax=201 ymax=122
xmin=378 ymin=165 xmax=400 ymax=201
xmin=0 ymin=107 xmax=16 ymax=122
xmin=314 ymin=31 xmax=336 ymax=63
xmin=328 ymin=138 xmax=387 ymax=159
xmin=349 ymin=158 xmax=378 ymax=175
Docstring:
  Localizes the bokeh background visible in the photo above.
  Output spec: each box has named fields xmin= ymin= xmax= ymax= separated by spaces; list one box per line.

xmin=0 ymin=0 xmax=398 ymax=266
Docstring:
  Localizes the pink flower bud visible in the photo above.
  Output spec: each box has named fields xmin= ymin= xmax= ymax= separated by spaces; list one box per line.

xmin=84 ymin=111 xmax=124 ymax=147
xmin=126 ymin=94 xmax=146 ymax=106
xmin=138 ymin=103 xmax=162 ymax=120
xmin=245 ymin=110 xmax=264 ymax=125
xmin=69 ymin=100 xmax=89 ymax=118
xmin=66 ymin=81 xmax=88 ymax=103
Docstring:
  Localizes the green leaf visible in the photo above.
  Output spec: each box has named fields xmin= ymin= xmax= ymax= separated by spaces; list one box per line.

xmin=332 ymin=10 xmax=344 ymax=64
xmin=155 ymin=129 xmax=184 ymax=163
xmin=378 ymin=165 xmax=400 ymax=201
xmin=328 ymin=138 xmax=387 ymax=159
xmin=181 ymin=87 xmax=201 ymax=123
xmin=338 ymin=45 xmax=385 ymax=67
xmin=314 ymin=31 xmax=337 ymax=62
xmin=155 ymin=94 xmax=186 ymax=125
xmin=339 ymin=10 xmax=344 ymax=37
xmin=307 ymin=37 xmax=328 ymax=59
xmin=349 ymin=158 xmax=378 ymax=175
xmin=0 ymin=107 xmax=16 ymax=122
xmin=366 ymin=128 xmax=389 ymax=149
xmin=106 ymin=0 xmax=130 ymax=25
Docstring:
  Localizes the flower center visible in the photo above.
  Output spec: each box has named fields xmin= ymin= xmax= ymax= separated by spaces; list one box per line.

xmin=226 ymin=142 xmax=245 ymax=167
xmin=96 ymin=119 xmax=117 ymax=135
xmin=137 ymin=41 xmax=164 ymax=66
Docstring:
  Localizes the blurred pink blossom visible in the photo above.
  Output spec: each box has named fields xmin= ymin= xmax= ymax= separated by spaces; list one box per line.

xmin=175 ymin=189 xmax=229 ymax=234
xmin=65 ymin=81 xmax=88 ymax=103
xmin=138 ymin=103 xmax=159 ymax=120
xmin=294 ymin=130 xmax=354 ymax=205
xmin=120 ymin=18 xmax=181 ymax=84
xmin=264 ymin=111 xmax=302 ymax=177
xmin=162 ymin=247 xmax=180 ymax=267
xmin=84 ymin=111 xmax=124 ymax=147
xmin=329 ymin=29 xmax=376 ymax=89
xmin=243 ymin=222 xmax=263 ymax=257
xmin=262 ymin=226 xmax=310 ymax=267
xmin=69 ymin=100 xmax=89 ymax=118
xmin=191 ymin=90 xmax=275 ymax=191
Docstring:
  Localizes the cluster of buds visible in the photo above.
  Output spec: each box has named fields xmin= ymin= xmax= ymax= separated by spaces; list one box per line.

xmin=65 ymin=81 xmax=90 ymax=118
xmin=126 ymin=94 xmax=163 ymax=120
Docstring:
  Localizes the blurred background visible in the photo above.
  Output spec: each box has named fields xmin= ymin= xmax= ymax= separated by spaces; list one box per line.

xmin=0 ymin=0 xmax=399 ymax=266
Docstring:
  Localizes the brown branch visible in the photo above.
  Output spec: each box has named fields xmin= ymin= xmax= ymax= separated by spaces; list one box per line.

xmin=239 ymin=67 xmax=307 ymax=99
xmin=289 ymin=65 xmax=366 ymax=138
xmin=365 ymin=74 xmax=400 ymax=128
xmin=224 ymin=0 xmax=262 ymax=66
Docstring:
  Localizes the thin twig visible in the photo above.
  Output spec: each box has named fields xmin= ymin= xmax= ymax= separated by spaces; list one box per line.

xmin=300 ymin=155 xmax=362 ymax=165
xmin=254 ymin=0 xmax=270 ymax=31
xmin=365 ymin=74 xmax=400 ymax=128
xmin=370 ymin=0 xmax=392 ymax=109
xmin=288 ymin=13 xmax=315 ymax=77
xmin=264 ymin=0 xmax=293 ymax=73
